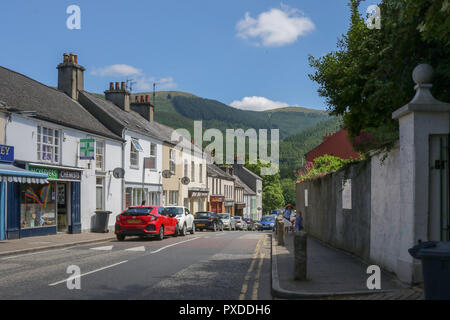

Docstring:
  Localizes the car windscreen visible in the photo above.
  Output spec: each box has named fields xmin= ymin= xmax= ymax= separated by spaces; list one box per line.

xmin=261 ymin=216 xmax=275 ymax=222
xmin=218 ymin=214 xmax=229 ymax=219
xmin=195 ymin=212 xmax=210 ymax=219
xmin=165 ymin=207 xmax=184 ymax=216
xmin=233 ymin=216 xmax=241 ymax=220
xmin=123 ymin=208 xmax=153 ymax=216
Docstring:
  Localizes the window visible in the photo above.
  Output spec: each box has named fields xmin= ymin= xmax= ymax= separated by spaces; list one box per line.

xmin=96 ymin=177 xmax=105 ymax=210
xmin=169 ymin=191 xmax=179 ymax=205
xmin=199 ymin=164 xmax=203 ymax=183
xmin=191 ymin=161 xmax=195 ymax=182
xmin=170 ymin=149 xmax=176 ymax=173
xmin=96 ymin=141 xmax=105 ymax=170
xmin=130 ymin=139 xmax=142 ymax=168
xmin=147 ymin=143 xmax=157 ymax=170
xmin=37 ymin=126 xmax=60 ymax=163
xmin=184 ymin=160 xmax=188 ymax=178
xmin=20 ymin=183 xmax=56 ymax=229
xmin=149 ymin=192 xmax=160 ymax=206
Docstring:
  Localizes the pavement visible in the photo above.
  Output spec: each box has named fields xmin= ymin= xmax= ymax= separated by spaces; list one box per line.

xmin=271 ymin=231 xmax=424 ymax=300
xmin=0 ymin=231 xmax=116 ymax=258
xmin=0 ymin=230 xmax=273 ymax=300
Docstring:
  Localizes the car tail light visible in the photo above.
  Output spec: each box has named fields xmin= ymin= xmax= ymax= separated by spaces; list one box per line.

xmin=208 ymin=218 xmax=213 ymax=221
xmin=247 ymin=221 xmax=250 ymax=224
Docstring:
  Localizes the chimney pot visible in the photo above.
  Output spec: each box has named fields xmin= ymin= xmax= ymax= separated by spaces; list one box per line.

xmin=115 ymin=82 xmax=120 ymax=91
xmin=121 ymin=82 xmax=126 ymax=90
xmin=135 ymin=96 xmax=139 ymax=102
xmin=109 ymin=82 xmax=114 ymax=91
xmin=141 ymin=96 xmax=145 ymax=103
xmin=145 ymin=95 xmax=150 ymax=103
xmin=74 ymin=55 xmax=78 ymax=64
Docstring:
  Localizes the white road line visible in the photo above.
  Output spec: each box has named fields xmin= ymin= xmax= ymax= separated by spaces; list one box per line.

xmin=48 ymin=260 xmax=128 ymax=287
xmin=125 ymin=246 xmax=146 ymax=252
xmin=1 ymin=248 xmax=70 ymax=260
xmin=149 ymin=237 xmax=198 ymax=254
xmin=90 ymin=245 xmax=114 ymax=251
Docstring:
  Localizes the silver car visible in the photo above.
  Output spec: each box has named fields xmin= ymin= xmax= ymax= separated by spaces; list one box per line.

xmin=219 ymin=213 xmax=236 ymax=231
xmin=233 ymin=216 xmax=247 ymax=231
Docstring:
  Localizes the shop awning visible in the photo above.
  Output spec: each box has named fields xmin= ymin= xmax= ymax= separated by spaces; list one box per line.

xmin=0 ymin=163 xmax=48 ymax=184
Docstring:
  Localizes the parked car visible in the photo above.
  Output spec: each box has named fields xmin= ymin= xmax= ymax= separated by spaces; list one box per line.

xmin=233 ymin=216 xmax=247 ymax=231
xmin=115 ymin=206 xmax=178 ymax=241
xmin=218 ymin=213 xmax=236 ymax=231
xmin=194 ymin=212 xmax=224 ymax=232
xmin=243 ymin=218 xmax=257 ymax=231
xmin=257 ymin=215 xmax=276 ymax=231
xmin=164 ymin=206 xmax=195 ymax=236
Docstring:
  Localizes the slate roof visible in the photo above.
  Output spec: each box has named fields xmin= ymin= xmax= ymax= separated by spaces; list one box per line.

xmin=79 ymin=91 xmax=169 ymax=142
xmin=207 ymin=164 xmax=235 ymax=181
xmin=0 ymin=66 xmax=121 ymax=141
xmin=233 ymin=174 xmax=256 ymax=195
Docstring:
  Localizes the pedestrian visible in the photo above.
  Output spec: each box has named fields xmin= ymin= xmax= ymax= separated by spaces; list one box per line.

xmin=295 ymin=211 xmax=304 ymax=232
xmin=141 ymin=200 xmax=146 ymax=206
xmin=283 ymin=204 xmax=293 ymax=233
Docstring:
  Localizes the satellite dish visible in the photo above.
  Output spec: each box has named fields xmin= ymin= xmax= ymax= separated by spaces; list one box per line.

xmin=181 ymin=177 xmax=190 ymax=185
xmin=113 ymin=168 xmax=125 ymax=179
xmin=162 ymin=170 xmax=173 ymax=179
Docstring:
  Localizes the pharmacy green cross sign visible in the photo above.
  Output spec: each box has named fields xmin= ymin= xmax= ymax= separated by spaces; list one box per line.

xmin=80 ymin=139 xmax=95 ymax=160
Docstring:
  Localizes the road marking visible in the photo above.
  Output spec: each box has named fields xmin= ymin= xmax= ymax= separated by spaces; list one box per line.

xmin=90 ymin=245 xmax=113 ymax=251
xmin=1 ymin=248 xmax=70 ymax=260
xmin=239 ymin=238 xmax=262 ymax=300
xmin=48 ymin=260 xmax=128 ymax=287
xmin=252 ymin=236 xmax=267 ymax=300
xmin=125 ymin=246 xmax=146 ymax=252
xmin=149 ymin=237 xmax=199 ymax=254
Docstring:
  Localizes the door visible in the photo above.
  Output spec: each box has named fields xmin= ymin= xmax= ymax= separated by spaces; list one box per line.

xmin=57 ymin=183 xmax=70 ymax=233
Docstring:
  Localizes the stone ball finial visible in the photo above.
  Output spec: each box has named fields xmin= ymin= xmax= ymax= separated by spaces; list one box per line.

xmin=413 ymin=64 xmax=434 ymax=85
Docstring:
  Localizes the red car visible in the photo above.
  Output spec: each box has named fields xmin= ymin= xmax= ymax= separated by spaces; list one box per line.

xmin=115 ymin=206 xmax=178 ymax=241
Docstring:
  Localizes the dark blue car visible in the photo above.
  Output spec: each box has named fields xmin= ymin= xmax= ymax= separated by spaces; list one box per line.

xmin=257 ymin=215 xmax=276 ymax=231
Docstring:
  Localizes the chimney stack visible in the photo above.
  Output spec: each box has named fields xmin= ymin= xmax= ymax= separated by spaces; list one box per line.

xmin=57 ymin=52 xmax=85 ymax=100
xmin=104 ymin=81 xmax=131 ymax=111
xmin=130 ymin=94 xmax=154 ymax=122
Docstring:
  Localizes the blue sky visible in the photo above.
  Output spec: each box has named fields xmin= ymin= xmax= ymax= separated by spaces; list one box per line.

xmin=0 ymin=0 xmax=359 ymax=111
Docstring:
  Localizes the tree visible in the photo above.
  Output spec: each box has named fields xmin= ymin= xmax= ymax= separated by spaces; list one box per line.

xmin=280 ymin=178 xmax=296 ymax=206
xmin=309 ymin=0 xmax=450 ymax=153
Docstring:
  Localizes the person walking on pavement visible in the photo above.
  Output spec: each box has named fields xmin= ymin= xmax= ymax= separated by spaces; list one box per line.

xmin=295 ymin=211 xmax=304 ymax=231
xmin=283 ymin=204 xmax=294 ymax=233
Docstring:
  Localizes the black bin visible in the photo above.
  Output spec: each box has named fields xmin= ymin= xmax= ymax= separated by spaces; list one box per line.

xmin=409 ymin=241 xmax=450 ymax=300
xmin=93 ymin=211 xmax=112 ymax=233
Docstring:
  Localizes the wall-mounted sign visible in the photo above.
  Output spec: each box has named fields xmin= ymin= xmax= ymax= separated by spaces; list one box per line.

xmin=224 ymin=201 xmax=234 ymax=207
xmin=0 ymin=145 xmax=14 ymax=163
xmin=305 ymin=189 xmax=308 ymax=207
xmin=28 ymin=166 xmax=59 ymax=180
xmin=59 ymin=169 xmax=81 ymax=181
xmin=80 ymin=139 xmax=95 ymax=160
xmin=342 ymin=179 xmax=352 ymax=210
xmin=210 ymin=196 xmax=224 ymax=203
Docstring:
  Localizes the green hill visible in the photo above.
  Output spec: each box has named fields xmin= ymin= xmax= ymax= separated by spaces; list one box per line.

xmin=131 ymin=91 xmax=330 ymax=140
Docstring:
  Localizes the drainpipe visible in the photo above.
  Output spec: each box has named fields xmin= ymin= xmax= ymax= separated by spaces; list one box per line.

xmin=121 ymin=130 xmax=126 ymax=211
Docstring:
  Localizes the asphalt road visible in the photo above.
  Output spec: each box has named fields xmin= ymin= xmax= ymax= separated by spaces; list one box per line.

xmin=0 ymin=230 xmax=272 ymax=300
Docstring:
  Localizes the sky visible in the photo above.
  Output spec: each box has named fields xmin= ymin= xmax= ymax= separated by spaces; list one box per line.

xmin=0 ymin=0 xmax=359 ymax=111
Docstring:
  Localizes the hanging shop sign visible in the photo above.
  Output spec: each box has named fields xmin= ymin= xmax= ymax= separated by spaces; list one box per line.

xmin=80 ymin=139 xmax=95 ymax=160
xmin=0 ymin=145 xmax=14 ymax=163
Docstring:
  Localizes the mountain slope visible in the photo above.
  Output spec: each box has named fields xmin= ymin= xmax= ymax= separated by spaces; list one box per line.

xmin=132 ymin=91 xmax=330 ymax=140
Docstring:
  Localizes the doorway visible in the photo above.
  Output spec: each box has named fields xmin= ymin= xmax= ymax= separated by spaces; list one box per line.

xmin=57 ymin=182 xmax=71 ymax=233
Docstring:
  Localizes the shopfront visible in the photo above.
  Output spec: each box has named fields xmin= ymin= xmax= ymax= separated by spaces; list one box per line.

xmin=224 ymin=201 xmax=234 ymax=215
xmin=210 ymin=196 xmax=224 ymax=213
xmin=5 ymin=164 xmax=83 ymax=238
xmin=234 ymin=203 xmax=246 ymax=217
xmin=188 ymin=189 xmax=208 ymax=213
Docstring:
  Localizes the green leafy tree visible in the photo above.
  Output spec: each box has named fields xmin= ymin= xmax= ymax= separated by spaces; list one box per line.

xmin=280 ymin=178 xmax=296 ymax=206
xmin=309 ymin=0 xmax=450 ymax=153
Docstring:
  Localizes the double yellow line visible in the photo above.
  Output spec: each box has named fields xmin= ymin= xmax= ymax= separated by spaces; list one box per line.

xmin=239 ymin=236 xmax=267 ymax=300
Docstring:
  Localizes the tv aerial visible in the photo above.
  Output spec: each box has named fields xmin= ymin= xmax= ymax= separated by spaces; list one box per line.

xmin=126 ymin=78 xmax=137 ymax=92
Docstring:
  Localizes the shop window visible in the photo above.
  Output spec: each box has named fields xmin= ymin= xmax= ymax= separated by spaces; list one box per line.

xmin=96 ymin=177 xmax=105 ymax=210
xmin=37 ymin=126 xmax=60 ymax=163
xmin=20 ymin=184 xmax=56 ymax=229
xmin=96 ymin=141 xmax=105 ymax=171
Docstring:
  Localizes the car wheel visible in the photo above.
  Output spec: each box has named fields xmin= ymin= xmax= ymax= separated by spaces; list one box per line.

xmin=157 ymin=226 xmax=164 ymax=241
xmin=174 ymin=224 xmax=179 ymax=237
xmin=181 ymin=224 xmax=187 ymax=236
xmin=221 ymin=224 xmax=224 ymax=231
xmin=190 ymin=224 xmax=195 ymax=234
xmin=116 ymin=234 xmax=125 ymax=241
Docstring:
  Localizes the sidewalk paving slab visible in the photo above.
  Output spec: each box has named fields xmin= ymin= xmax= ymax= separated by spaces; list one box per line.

xmin=0 ymin=231 xmax=116 ymax=258
xmin=271 ymin=232 xmax=424 ymax=300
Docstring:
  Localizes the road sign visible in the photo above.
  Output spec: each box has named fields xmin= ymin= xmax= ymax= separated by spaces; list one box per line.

xmin=80 ymin=139 xmax=95 ymax=160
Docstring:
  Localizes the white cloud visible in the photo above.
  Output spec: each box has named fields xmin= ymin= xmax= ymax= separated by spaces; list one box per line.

xmin=236 ymin=4 xmax=315 ymax=47
xmin=91 ymin=64 xmax=142 ymax=77
xmin=230 ymin=96 xmax=290 ymax=111
xmin=135 ymin=76 xmax=177 ymax=91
